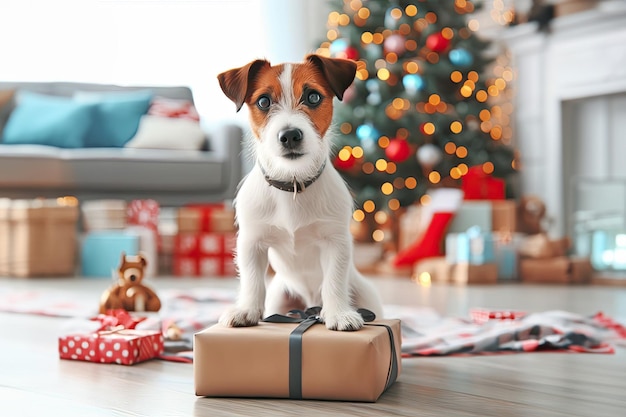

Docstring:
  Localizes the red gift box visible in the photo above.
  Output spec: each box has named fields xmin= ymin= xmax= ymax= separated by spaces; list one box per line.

xmin=461 ymin=166 xmax=505 ymax=200
xmin=59 ymin=329 xmax=164 ymax=365
xmin=127 ymin=199 xmax=160 ymax=232
xmin=173 ymin=232 xmax=236 ymax=277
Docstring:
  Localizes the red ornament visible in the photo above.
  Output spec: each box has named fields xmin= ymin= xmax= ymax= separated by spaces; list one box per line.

xmin=340 ymin=46 xmax=359 ymax=61
xmin=333 ymin=153 xmax=356 ymax=170
xmin=425 ymin=32 xmax=450 ymax=53
xmin=385 ymin=138 xmax=411 ymax=163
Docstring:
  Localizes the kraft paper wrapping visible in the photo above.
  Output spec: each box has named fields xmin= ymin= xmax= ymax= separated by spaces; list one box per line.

xmin=177 ymin=206 xmax=236 ymax=233
xmin=0 ymin=199 xmax=79 ymax=277
xmin=194 ymin=318 xmax=401 ymax=402
xmin=520 ymin=256 xmax=592 ymax=284
xmin=451 ymin=262 xmax=499 ymax=284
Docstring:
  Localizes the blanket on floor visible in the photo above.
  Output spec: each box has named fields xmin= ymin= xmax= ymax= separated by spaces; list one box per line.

xmin=1 ymin=287 xmax=624 ymax=362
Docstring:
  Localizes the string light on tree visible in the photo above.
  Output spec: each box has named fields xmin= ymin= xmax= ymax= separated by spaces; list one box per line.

xmin=333 ymin=146 xmax=357 ymax=170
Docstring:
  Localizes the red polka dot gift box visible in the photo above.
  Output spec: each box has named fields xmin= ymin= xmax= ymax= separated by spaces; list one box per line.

xmin=59 ymin=329 xmax=164 ymax=365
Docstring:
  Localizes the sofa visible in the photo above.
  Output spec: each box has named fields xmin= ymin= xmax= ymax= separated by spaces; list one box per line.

xmin=0 ymin=82 xmax=244 ymax=206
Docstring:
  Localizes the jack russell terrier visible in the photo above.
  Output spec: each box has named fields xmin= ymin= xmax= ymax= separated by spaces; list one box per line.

xmin=217 ymin=54 xmax=383 ymax=331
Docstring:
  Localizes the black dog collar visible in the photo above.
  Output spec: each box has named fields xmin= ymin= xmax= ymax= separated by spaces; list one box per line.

xmin=259 ymin=160 xmax=327 ymax=195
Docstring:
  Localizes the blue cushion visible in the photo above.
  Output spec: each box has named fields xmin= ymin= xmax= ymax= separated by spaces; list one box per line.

xmin=1 ymin=92 xmax=94 ymax=148
xmin=75 ymin=90 xmax=153 ymax=147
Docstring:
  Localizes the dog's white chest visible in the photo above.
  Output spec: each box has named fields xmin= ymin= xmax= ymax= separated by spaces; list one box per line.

xmin=269 ymin=196 xmax=319 ymax=232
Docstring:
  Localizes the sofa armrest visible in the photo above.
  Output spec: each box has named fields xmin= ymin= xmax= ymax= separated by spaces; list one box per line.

xmin=205 ymin=123 xmax=244 ymax=200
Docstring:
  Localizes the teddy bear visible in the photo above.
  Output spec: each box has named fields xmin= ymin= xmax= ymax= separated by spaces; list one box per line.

xmin=517 ymin=195 xmax=547 ymax=235
xmin=99 ymin=253 xmax=161 ymax=314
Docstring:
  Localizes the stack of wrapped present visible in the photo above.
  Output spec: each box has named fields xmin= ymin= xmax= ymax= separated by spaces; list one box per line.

xmin=81 ymin=199 xmax=159 ymax=278
xmin=407 ymin=189 xmax=593 ymax=284
xmin=517 ymin=233 xmax=592 ymax=284
xmin=0 ymin=197 xmax=79 ymax=277
xmin=406 ymin=197 xmax=522 ymax=284
xmin=173 ymin=203 xmax=237 ymax=277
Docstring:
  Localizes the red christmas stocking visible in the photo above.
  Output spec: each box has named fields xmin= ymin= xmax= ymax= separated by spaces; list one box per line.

xmin=392 ymin=188 xmax=463 ymax=267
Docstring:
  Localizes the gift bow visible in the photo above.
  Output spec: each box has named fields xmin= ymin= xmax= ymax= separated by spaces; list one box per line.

xmin=263 ymin=307 xmax=398 ymax=400
xmin=92 ymin=309 xmax=146 ymax=332
xmin=264 ymin=306 xmax=376 ymax=326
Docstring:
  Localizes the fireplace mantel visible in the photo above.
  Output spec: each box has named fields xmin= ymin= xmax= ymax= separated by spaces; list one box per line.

xmin=499 ymin=1 xmax=626 ymax=236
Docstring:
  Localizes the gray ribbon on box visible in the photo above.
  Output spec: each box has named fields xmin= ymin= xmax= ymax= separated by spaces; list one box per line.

xmin=263 ymin=306 xmax=399 ymax=400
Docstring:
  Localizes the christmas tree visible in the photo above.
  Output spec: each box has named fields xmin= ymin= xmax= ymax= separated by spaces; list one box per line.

xmin=317 ymin=0 xmax=519 ymax=242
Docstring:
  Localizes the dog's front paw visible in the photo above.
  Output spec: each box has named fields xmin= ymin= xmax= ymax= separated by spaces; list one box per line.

xmin=322 ymin=309 xmax=364 ymax=331
xmin=219 ymin=306 xmax=263 ymax=327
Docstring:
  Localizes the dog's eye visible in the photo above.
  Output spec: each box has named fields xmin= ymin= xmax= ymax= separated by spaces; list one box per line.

xmin=304 ymin=91 xmax=322 ymax=107
xmin=256 ymin=95 xmax=272 ymax=110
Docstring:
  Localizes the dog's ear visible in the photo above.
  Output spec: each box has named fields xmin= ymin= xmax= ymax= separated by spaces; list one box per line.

xmin=306 ymin=54 xmax=357 ymax=101
xmin=217 ymin=59 xmax=270 ymax=112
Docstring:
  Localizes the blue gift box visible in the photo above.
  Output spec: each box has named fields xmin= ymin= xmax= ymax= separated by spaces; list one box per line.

xmin=445 ymin=227 xmax=495 ymax=265
xmin=81 ymin=231 xmax=140 ymax=278
xmin=494 ymin=232 xmax=526 ymax=281
xmin=447 ymin=229 xmax=522 ymax=280
xmin=493 ymin=239 xmax=517 ymax=280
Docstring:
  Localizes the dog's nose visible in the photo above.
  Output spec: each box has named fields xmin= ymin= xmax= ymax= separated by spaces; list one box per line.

xmin=278 ymin=128 xmax=303 ymax=149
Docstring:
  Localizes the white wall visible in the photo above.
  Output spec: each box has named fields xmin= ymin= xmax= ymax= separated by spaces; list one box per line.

xmin=563 ymin=93 xmax=626 ymax=235
xmin=0 ymin=0 xmax=327 ymax=126
xmin=502 ymin=1 xmax=626 ymax=236
xmin=0 ymin=0 xmax=327 ymax=123
xmin=259 ymin=0 xmax=328 ymax=63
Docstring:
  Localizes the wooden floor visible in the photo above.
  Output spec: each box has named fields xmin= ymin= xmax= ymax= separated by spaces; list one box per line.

xmin=1 ymin=276 xmax=625 ymax=417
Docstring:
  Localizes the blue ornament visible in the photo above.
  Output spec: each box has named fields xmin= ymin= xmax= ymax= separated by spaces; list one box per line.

xmin=356 ymin=124 xmax=379 ymax=141
xmin=330 ymin=39 xmax=349 ymax=56
xmin=365 ymin=79 xmax=380 ymax=92
xmin=449 ymin=48 xmax=474 ymax=67
xmin=367 ymin=92 xmax=381 ymax=106
xmin=402 ymin=74 xmax=424 ymax=95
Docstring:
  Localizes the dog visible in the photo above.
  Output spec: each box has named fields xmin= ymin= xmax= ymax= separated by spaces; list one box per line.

xmin=216 ymin=54 xmax=383 ymax=331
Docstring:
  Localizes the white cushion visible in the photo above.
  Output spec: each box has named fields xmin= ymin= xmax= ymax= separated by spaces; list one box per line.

xmin=125 ymin=115 xmax=205 ymax=150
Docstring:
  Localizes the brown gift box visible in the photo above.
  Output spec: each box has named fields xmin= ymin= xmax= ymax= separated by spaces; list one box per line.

xmin=0 ymin=198 xmax=79 ymax=277
xmin=81 ymin=199 xmax=127 ymax=231
xmin=520 ymin=257 xmax=570 ymax=284
xmin=177 ymin=205 xmax=236 ymax=234
xmin=520 ymin=256 xmax=592 ymax=284
xmin=194 ymin=318 xmax=401 ymax=402
xmin=569 ymin=256 xmax=593 ymax=284
xmin=451 ymin=262 xmax=498 ymax=285
xmin=491 ymin=200 xmax=517 ymax=233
